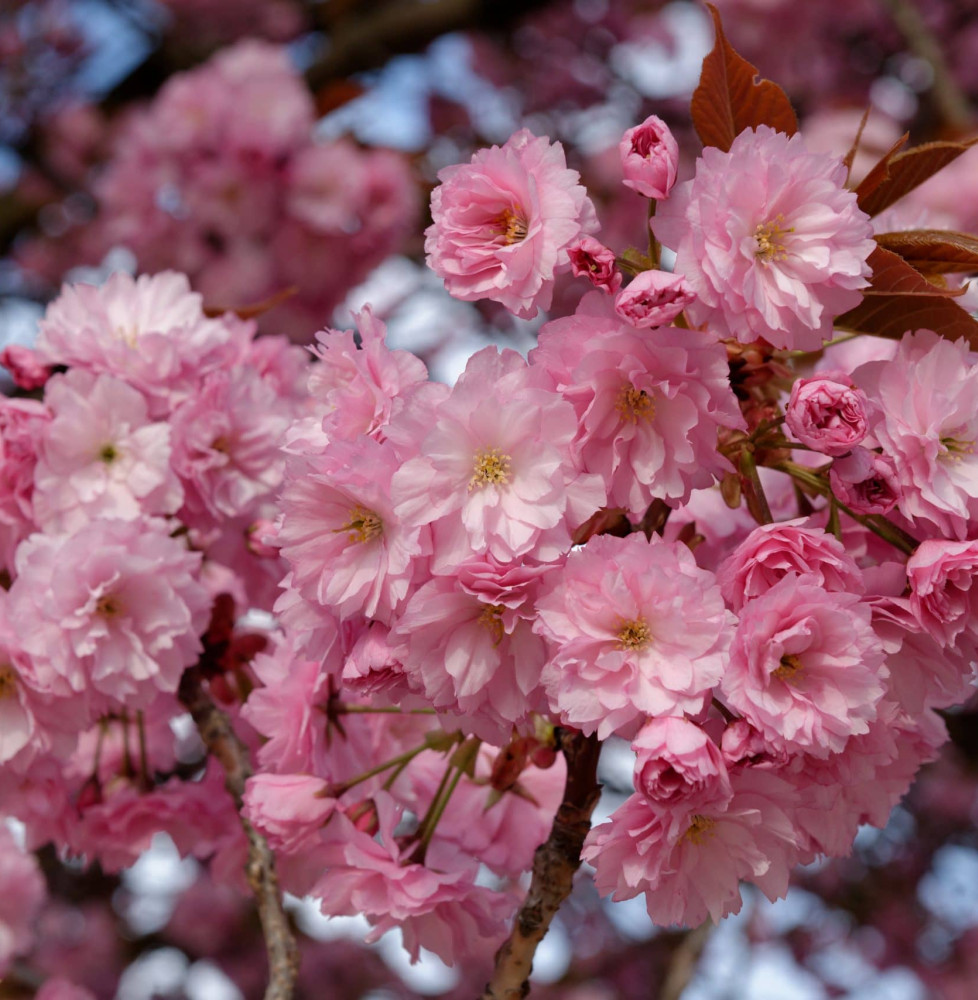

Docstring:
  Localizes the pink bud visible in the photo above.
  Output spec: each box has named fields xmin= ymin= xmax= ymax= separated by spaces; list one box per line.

xmin=567 ymin=237 xmax=622 ymax=294
xmin=785 ymin=374 xmax=869 ymax=456
xmin=614 ymin=270 xmax=694 ymax=328
xmin=619 ymin=115 xmax=679 ymax=199
xmin=829 ymin=447 xmax=900 ymax=515
xmin=0 ymin=345 xmax=53 ymax=390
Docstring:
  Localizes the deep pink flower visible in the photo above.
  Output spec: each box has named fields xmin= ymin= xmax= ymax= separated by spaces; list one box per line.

xmin=613 ymin=270 xmax=694 ymax=328
xmin=583 ymin=768 xmax=802 ymax=927
xmin=0 ymin=345 xmax=52 ymax=391
xmin=717 ymin=518 xmax=864 ymax=612
xmin=721 ymin=576 xmax=887 ymax=756
xmin=653 ymin=126 xmax=874 ymax=350
xmin=619 ymin=115 xmax=679 ymax=199
xmin=568 ymin=236 xmax=621 ymax=293
xmin=535 ymin=533 xmax=732 ymax=739
xmin=907 ymin=539 xmax=978 ymax=648
xmin=829 ymin=447 xmax=901 ymax=515
xmin=425 ymin=129 xmax=597 ymax=318
xmin=786 ymin=374 xmax=869 ymax=455
xmin=531 ymin=293 xmax=743 ymax=516
xmin=10 ymin=518 xmax=209 ymax=708
xmin=853 ymin=330 xmax=978 ymax=537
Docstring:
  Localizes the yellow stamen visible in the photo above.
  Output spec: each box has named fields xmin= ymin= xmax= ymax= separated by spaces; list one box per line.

xmin=616 ymin=618 xmax=651 ymax=650
xmin=469 ymin=448 xmax=512 ymax=490
xmin=99 ymin=443 xmax=119 ymax=463
xmin=754 ymin=213 xmax=794 ymax=262
xmin=941 ymin=435 xmax=976 ymax=462
xmin=495 ymin=208 xmax=528 ymax=245
xmin=774 ymin=653 xmax=803 ymax=683
xmin=615 ymin=383 xmax=656 ymax=423
xmin=334 ymin=505 xmax=383 ymax=544
xmin=96 ymin=594 xmax=122 ymax=618
xmin=478 ymin=604 xmax=506 ymax=646
xmin=0 ymin=663 xmax=17 ymax=700
xmin=683 ymin=814 xmax=717 ymax=845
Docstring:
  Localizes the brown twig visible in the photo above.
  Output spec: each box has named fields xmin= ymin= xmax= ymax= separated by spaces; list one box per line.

xmin=178 ymin=667 xmax=299 ymax=1000
xmin=659 ymin=923 xmax=712 ymax=1000
xmin=482 ymin=730 xmax=602 ymax=1000
xmin=878 ymin=0 xmax=973 ymax=133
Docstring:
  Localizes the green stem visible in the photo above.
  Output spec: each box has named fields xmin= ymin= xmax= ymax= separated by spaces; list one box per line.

xmin=412 ymin=765 xmax=466 ymax=864
xmin=337 ymin=705 xmax=436 ymax=716
xmin=334 ymin=741 xmax=436 ymax=797
xmin=647 ymin=198 xmax=660 ymax=270
xmin=137 ymin=710 xmax=151 ymax=789
xmin=739 ymin=448 xmax=774 ymax=524
xmin=120 ymin=710 xmax=134 ymax=779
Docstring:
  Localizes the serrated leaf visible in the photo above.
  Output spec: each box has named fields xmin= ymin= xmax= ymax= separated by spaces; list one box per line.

xmin=875 ymin=229 xmax=978 ymax=274
xmin=847 ymin=132 xmax=908 ymax=198
xmin=855 ymin=139 xmax=978 ymax=217
xmin=835 ymin=245 xmax=978 ymax=348
xmin=691 ymin=3 xmax=798 ymax=152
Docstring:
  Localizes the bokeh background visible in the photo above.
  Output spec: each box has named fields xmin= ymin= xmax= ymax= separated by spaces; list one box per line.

xmin=4 ymin=2 xmax=978 ymax=998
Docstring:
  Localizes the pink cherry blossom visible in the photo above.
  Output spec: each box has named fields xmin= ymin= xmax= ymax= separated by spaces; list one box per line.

xmin=613 ymin=269 xmax=694 ymax=328
xmin=535 ymin=533 xmax=732 ymax=739
xmin=0 ymin=824 xmax=46 ymax=976
xmin=619 ymin=115 xmax=679 ymax=199
xmin=33 ymin=369 xmax=183 ymax=533
xmin=785 ymin=373 xmax=870 ymax=455
xmin=0 ymin=397 xmax=49 ymax=572
xmin=425 ymin=128 xmax=598 ymax=318
xmin=9 ymin=517 xmax=209 ymax=708
xmin=653 ymin=126 xmax=874 ymax=350
xmin=721 ymin=575 xmax=887 ymax=756
xmin=717 ymin=518 xmax=864 ymax=612
xmin=829 ymin=447 xmax=901 ymax=515
xmin=531 ymin=293 xmax=743 ymax=516
xmin=907 ymin=538 xmax=978 ymax=649
xmin=242 ymin=773 xmax=337 ymax=853
xmin=567 ymin=236 xmax=622 ymax=293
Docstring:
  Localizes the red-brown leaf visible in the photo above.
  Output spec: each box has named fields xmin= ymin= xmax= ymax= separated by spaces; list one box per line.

xmin=835 ymin=246 xmax=978 ymax=348
xmin=875 ymin=230 xmax=978 ymax=274
xmin=855 ymin=139 xmax=978 ymax=217
xmin=691 ymin=3 xmax=798 ymax=152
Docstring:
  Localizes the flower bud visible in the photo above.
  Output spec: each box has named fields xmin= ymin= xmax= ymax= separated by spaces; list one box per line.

xmin=614 ymin=270 xmax=694 ymax=328
xmin=619 ymin=115 xmax=679 ymax=199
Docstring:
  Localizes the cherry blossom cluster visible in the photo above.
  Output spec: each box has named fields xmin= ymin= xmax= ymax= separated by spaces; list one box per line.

xmin=0 ymin=269 xmax=316 ymax=977
xmin=19 ymin=40 xmax=417 ymax=339
xmin=5 ymin=79 xmax=978 ymax=994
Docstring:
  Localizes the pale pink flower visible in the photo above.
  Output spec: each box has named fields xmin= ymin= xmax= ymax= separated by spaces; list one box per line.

xmin=392 ymin=573 xmax=549 ymax=741
xmin=170 ymin=367 xmax=289 ymax=526
xmin=278 ymin=437 xmax=429 ymax=624
xmin=306 ymin=307 xmax=430 ymax=444
xmin=0 ymin=397 xmax=49 ymax=571
xmin=907 ymin=539 xmax=978 ymax=648
xmin=619 ymin=115 xmax=679 ymax=199
xmin=34 ymin=271 xmax=243 ymax=417
xmin=717 ymin=518 xmax=864 ymax=612
xmin=313 ymin=792 xmax=513 ymax=964
xmin=33 ymin=370 xmax=183 ymax=533
xmin=632 ymin=718 xmax=732 ymax=817
xmin=531 ymin=293 xmax=743 ymax=516
xmin=613 ymin=270 xmax=694 ymax=328
xmin=425 ymin=129 xmax=598 ymax=318
xmin=567 ymin=237 xmax=621 ymax=294
xmin=721 ymin=576 xmax=887 ymax=756
xmin=0 ymin=824 xmax=46 ymax=976
xmin=583 ymin=768 xmax=802 ymax=927
xmin=9 ymin=518 xmax=209 ymax=708
xmin=535 ymin=533 xmax=732 ymax=739
xmin=392 ymin=347 xmax=604 ymax=568
xmin=829 ymin=447 xmax=901 ymax=515
xmin=242 ymin=773 xmax=337 ymax=853
xmin=785 ymin=374 xmax=869 ymax=455
xmin=853 ymin=330 xmax=978 ymax=538
xmin=653 ymin=126 xmax=874 ymax=350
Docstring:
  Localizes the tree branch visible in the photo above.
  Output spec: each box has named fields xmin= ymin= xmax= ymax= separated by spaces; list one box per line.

xmin=660 ymin=923 xmax=712 ymax=1000
xmin=482 ymin=730 xmax=602 ymax=1000
xmin=178 ymin=667 xmax=299 ymax=1000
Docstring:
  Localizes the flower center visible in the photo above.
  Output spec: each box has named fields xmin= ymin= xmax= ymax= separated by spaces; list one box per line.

xmin=469 ymin=448 xmax=512 ymax=490
xmin=615 ymin=383 xmax=655 ymax=423
xmin=774 ymin=653 xmax=804 ymax=683
xmin=941 ymin=434 xmax=975 ymax=462
xmin=0 ymin=663 xmax=17 ymax=700
xmin=99 ymin=443 xmax=119 ymax=464
xmin=495 ymin=208 xmax=528 ymax=245
xmin=335 ymin=505 xmax=383 ymax=544
xmin=96 ymin=593 xmax=123 ymax=618
xmin=210 ymin=435 xmax=232 ymax=454
xmin=683 ymin=814 xmax=717 ymax=845
xmin=754 ymin=213 xmax=794 ymax=262
xmin=478 ymin=604 xmax=506 ymax=646
xmin=616 ymin=618 xmax=651 ymax=650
